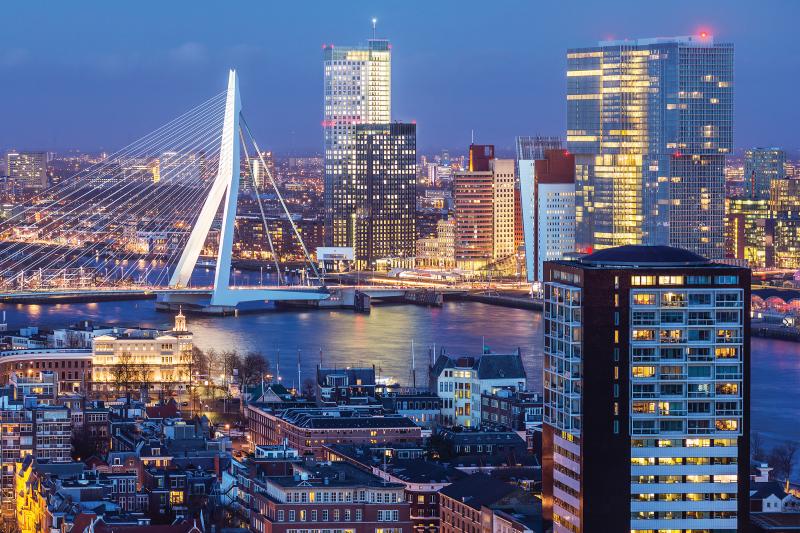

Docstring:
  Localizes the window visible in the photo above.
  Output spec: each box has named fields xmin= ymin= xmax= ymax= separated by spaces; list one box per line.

xmin=715 ymin=275 xmax=738 ymax=285
xmin=277 ymin=510 xmax=285 ymax=522
xmin=288 ymin=510 xmax=295 ymax=521
xmin=633 ymin=293 xmax=656 ymax=305
xmin=632 ymin=276 xmax=656 ymax=286
xmin=658 ymin=276 xmax=684 ymax=285
xmin=632 ymin=366 xmax=656 ymax=378
xmin=322 ymin=510 xmax=328 ymax=521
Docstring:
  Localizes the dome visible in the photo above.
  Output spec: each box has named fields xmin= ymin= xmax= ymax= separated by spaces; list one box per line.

xmin=578 ymin=245 xmax=710 ymax=267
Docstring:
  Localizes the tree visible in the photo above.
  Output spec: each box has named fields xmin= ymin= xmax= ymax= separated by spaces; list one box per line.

xmin=752 ymin=432 xmax=766 ymax=463
xmin=136 ymin=362 xmax=153 ymax=402
xmin=301 ymin=378 xmax=316 ymax=400
xmin=220 ymin=350 xmax=240 ymax=389
xmin=110 ymin=351 xmax=136 ymax=402
xmin=769 ymin=441 xmax=799 ymax=481
xmin=238 ymin=351 xmax=269 ymax=395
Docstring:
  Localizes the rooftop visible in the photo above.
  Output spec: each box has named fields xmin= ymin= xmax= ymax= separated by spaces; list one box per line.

xmin=576 ymin=245 xmax=711 ymax=268
xmin=439 ymin=473 xmax=518 ymax=510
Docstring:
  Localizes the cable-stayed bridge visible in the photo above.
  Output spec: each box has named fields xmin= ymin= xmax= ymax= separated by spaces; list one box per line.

xmin=0 ymin=71 xmax=379 ymax=313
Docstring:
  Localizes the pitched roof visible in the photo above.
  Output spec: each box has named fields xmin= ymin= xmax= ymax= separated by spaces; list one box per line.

xmin=432 ymin=353 xmax=526 ymax=381
xmin=439 ymin=473 xmax=518 ymax=510
xmin=475 ymin=354 xmax=526 ymax=380
xmin=751 ymin=480 xmax=789 ymax=500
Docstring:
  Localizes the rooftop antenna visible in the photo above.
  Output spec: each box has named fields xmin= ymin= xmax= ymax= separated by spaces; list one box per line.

xmin=411 ymin=339 xmax=416 ymax=389
xmin=372 ymin=17 xmax=377 ymax=39
xmin=471 ymin=129 xmax=474 ymax=144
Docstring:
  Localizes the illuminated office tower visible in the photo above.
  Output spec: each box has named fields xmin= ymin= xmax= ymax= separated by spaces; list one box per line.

xmin=6 ymin=151 xmax=47 ymax=189
xmin=323 ymin=36 xmax=391 ymax=247
xmin=744 ymin=147 xmax=785 ymax=200
xmin=353 ymin=123 xmax=416 ymax=267
xmin=542 ymin=246 xmax=749 ymax=532
xmin=454 ymin=145 xmax=516 ymax=270
xmin=567 ymin=35 xmax=733 ymax=258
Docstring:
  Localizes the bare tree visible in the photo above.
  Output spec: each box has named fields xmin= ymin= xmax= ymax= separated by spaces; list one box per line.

xmin=301 ymin=378 xmax=316 ymax=400
xmin=769 ymin=441 xmax=799 ymax=481
xmin=220 ymin=350 xmax=240 ymax=389
xmin=136 ymin=363 xmax=153 ymax=402
xmin=752 ymin=432 xmax=766 ymax=463
xmin=110 ymin=351 xmax=136 ymax=402
xmin=238 ymin=351 xmax=269 ymax=395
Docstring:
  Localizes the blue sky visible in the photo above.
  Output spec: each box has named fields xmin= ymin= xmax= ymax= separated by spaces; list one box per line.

xmin=2 ymin=0 xmax=799 ymax=155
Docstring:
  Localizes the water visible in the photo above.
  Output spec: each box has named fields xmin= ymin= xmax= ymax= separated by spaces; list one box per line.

xmin=1 ymin=300 xmax=796 ymax=445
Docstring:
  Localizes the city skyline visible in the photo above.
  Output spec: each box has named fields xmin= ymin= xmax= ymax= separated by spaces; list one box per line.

xmin=2 ymin=1 xmax=800 ymax=154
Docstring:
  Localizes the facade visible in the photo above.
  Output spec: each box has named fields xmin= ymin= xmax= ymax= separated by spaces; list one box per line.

xmin=568 ymin=35 xmax=733 ymax=258
xmin=438 ymin=474 xmax=536 ymax=533
xmin=724 ymin=198 xmax=772 ymax=267
xmin=353 ymin=122 xmax=417 ymax=267
xmin=415 ymin=218 xmax=455 ymax=269
xmin=429 ymin=353 xmax=527 ymax=428
xmin=379 ymin=393 xmax=442 ymax=429
xmin=454 ymin=145 xmax=517 ymax=269
xmin=745 ymin=147 xmax=785 ymax=201
xmin=246 ymin=405 xmax=422 ymax=458
xmin=542 ymin=245 xmax=749 ymax=532
xmin=250 ymin=461 xmax=413 ymax=533
xmin=6 ymin=151 xmax=47 ymax=189
xmin=0 ymin=348 xmax=93 ymax=396
xmin=315 ymin=366 xmax=376 ymax=405
xmin=519 ymin=149 xmax=576 ymax=282
xmin=324 ymin=38 xmax=391 ymax=247
xmin=480 ymin=390 xmax=543 ymax=432
xmin=91 ymin=313 xmax=192 ymax=401
xmin=325 ymin=443 xmax=465 ymax=533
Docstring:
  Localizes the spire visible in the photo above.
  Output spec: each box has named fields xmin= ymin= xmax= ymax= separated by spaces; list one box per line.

xmin=174 ymin=306 xmax=187 ymax=332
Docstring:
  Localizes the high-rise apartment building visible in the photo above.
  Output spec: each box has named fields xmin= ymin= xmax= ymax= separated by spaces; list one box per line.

xmin=568 ymin=35 xmax=733 ymax=258
xmin=323 ymin=38 xmax=391 ymax=247
xmin=454 ymin=145 xmax=516 ymax=270
xmin=744 ymin=147 xmax=785 ymax=200
xmin=519 ymin=149 xmax=576 ymax=282
xmin=353 ymin=122 xmax=416 ymax=267
xmin=6 ymin=151 xmax=47 ymax=189
xmin=542 ymin=245 xmax=749 ymax=532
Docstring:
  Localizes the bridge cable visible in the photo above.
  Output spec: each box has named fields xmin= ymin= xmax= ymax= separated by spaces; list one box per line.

xmin=239 ymin=128 xmax=282 ymax=285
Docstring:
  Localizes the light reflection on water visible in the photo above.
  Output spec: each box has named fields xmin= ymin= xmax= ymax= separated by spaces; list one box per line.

xmin=0 ymin=300 xmax=795 ymax=444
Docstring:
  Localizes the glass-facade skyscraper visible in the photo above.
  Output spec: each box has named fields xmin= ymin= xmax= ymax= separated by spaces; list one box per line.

xmin=323 ymin=38 xmax=391 ymax=248
xmin=567 ymin=35 xmax=734 ymax=259
xmin=744 ymin=147 xmax=785 ymax=200
xmin=353 ymin=123 xmax=417 ymax=267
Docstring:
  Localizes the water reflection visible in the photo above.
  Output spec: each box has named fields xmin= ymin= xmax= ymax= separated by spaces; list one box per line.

xmin=0 ymin=300 xmax=794 ymax=443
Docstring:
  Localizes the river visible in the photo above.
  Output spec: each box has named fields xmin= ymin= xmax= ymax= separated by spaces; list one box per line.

xmin=0 ymin=299 xmax=796 ymax=446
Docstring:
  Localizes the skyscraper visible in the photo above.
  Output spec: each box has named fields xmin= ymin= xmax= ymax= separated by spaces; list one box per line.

xmin=454 ymin=145 xmax=516 ymax=270
xmin=323 ymin=37 xmax=391 ymax=248
xmin=515 ymin=136 xmax=563 ymax=161
xmin=744 ymin=147 xmax=785 ymax=200
xmin=567 ymin=34 xmax=733 ymax=258
xmin=6 ymin=151 xmax=47 ymax=189
xmin=353 ymin=122 xmax=416 ymax=267
xmin=519 ymin=149 xmax=576 ymax=282
xmin=542 ymin=245 xmax=749 ymax=532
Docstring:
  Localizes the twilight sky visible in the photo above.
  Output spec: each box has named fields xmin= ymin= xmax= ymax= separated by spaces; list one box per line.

xmin=2 ymin=0 xmax=799 ymax=155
